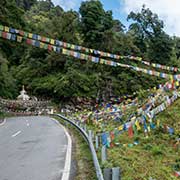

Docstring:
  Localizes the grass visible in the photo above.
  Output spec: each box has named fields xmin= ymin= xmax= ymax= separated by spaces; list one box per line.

xmin=101 ymin=99 xmax=180 ymax=180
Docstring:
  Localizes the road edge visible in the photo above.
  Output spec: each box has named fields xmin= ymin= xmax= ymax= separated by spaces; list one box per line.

xmin=0 ymin=118 xmax=6 ymax=126
xmin=52 ymin=118 xmax=72 ymax=180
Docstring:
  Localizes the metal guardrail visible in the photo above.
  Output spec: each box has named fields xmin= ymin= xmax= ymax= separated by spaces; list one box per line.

xmin=54 ymin=114 xmax=104 ymax=180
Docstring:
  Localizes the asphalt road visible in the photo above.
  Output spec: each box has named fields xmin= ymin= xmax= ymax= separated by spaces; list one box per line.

xmin=0 ymin=116 xmax=70 ymax=180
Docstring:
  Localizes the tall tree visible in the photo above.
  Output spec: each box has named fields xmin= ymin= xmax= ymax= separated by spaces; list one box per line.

xmin=16 ymin=0 xmax=37 ymax=11
xmin=79 ymin=0 xmax=114 ymax=48
xmin=128 ymin=5 xmax=173 ymax=64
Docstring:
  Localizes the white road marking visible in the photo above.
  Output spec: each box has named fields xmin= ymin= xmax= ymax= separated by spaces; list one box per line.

xmin=27 ymin=123 xmax=30 ymax=126
xmin=51 ymin=118 xmax=72 ymax=180
xmin=0 ymin=118 xmax=6 ymax=126
xmin=12 ymin=131 xmax=21 ymax=137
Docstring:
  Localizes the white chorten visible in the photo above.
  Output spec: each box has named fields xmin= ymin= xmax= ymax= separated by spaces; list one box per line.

xmin=17 ymin=85 xmax=30 ymax=101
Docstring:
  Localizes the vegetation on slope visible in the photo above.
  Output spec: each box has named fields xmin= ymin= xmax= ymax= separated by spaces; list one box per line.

xmin=0 ymin=0 xmax=180 ymax=102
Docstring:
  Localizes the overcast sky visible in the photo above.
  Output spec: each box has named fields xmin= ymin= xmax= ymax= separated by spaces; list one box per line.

xmin=52 ymin=0 xmax=180 ymax=37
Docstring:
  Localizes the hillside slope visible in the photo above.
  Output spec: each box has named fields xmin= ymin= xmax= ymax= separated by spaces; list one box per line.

xmin=106 ymin=98 xmax=180 ymax=180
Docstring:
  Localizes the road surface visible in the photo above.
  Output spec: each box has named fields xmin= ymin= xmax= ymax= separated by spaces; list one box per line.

xmin=0 ymin=116 xmax=71 ymax=180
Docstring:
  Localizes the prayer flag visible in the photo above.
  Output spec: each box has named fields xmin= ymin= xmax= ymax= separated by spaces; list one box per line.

xmin=28 ymin=33 xmax=33 ymax=38
xmin=2 ymin=32 xmax=7 ymax=38
xmin=9 ymin=28 xmax=15 ymax=33
xmin=48 ymin=44 xmax=52 ymax=51
xmin=118 ymin=125 xmax=123 ymax=131
xmin=32 ymin=34 xmax=38 ymax=40
xmin=0 ymin=25 xmax=3 ymax=31
xmin=50 ymin=39 xmax=55 ymax=45
xmin=135 ymin=120 xmax=141 ymax=131
xmin=17 ymin=36 xmax=22 ymax=42
xmin=128 ymin=125 xmax=134 ymax=138
xmin=102 ymin=133 xmax=107 ymax=146
xmin=4 ymin=26 xmax=9 ymax=32
xmin=11 ymin=34 xmax=16 ymax=41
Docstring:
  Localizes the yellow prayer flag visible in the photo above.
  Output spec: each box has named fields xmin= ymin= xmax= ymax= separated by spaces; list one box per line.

xmin=170 ymin=75 xmax=173 ymax=81
xmin=71 ymin=44 xmax=75 ymax=49
xmin=4 ymin=26 xmax=9 ymax=32
xmin=176 ymin=81 xmax=179 ymax=86
xmin=40 ymin=42 xmax=44 ymax=48
xmin=118 ymin=125 xmax=123 ymax=131
xmin=135 ymin=121 xmax=141 ymax=131
xmin=50 ymin=39 xmax=55 ymax=45
xmin=156 ymin=72 xmax=160 ymax=76
xmin=62 ymin=48 xmax=66 ymax=55
xmin=157 ymin=119 xmax=160 ymax=127
xmin=90 ymin=49 xmax=93 ymax=53
xmin=28 ymin=33 xmax=33 ymax=38
xmin=131 ymin=117 xmax=136 ymax=122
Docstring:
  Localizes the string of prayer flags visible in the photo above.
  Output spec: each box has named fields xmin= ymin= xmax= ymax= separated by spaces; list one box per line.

xmin=1 ymin=29 xmax=180 ymax=81
xmin=1 ymin=24 xmax=180 ymax=73
xmin=141 ymin=61 xmax=179 ymax=72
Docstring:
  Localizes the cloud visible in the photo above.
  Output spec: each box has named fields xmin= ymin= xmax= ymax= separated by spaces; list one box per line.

xmin=122 ymin=0 xmax=180 ymax=36
xmin=52 ymin=0 xmax=84 ymax=11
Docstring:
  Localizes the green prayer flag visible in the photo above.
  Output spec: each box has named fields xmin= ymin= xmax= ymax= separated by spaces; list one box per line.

xmin=133 ymin=124 xmax=137 ymax=135
xmin=0 ymin=25 xmax=3 ymax=31
xmin=46 ymin=38 xmax=50 ymax=43
xmin=43 ymin=44 xmax=48 ymax=49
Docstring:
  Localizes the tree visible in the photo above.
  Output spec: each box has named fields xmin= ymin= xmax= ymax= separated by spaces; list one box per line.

xmin=0 ymin=53 xmax=17 ymax=98
xmin=79 ymin=0 xmax=114 ymax=48
xmin=0 ymin=0 xmax=25 ymax=27
xmin=128 ymin=5 xmax=173 ymax=64
xmin=16 ymin=0 xmax=37 ymax=11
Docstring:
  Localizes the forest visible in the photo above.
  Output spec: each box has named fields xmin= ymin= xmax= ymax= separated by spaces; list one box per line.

xmin=1 ymin=0 xmax=180 ymax=102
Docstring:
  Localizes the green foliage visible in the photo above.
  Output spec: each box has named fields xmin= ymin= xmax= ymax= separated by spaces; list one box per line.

xmin=0 ymin=1 xmax=179 ymax=102
xmin=128 ymin=5 xmax=174 ymax=64
xmin=0 ymin=53 xmax=17 ymax=98
xmin=151 ymin=145 xmax=163 ymax=156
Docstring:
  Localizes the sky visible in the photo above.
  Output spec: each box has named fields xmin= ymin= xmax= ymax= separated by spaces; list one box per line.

xmin=52 ymin=0 xmax=180 ymax=37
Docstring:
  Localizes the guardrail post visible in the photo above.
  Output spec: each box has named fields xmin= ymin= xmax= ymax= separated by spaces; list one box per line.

xmin=92 ymin=130 xmax=94 ymax=140
xmin=112 ymin=167 xmax=120 ymax=180
xmin=95 ymin=135 xmax=99 ymax=150
xmin=88 ymin=130 xmax=92 ymax=140
xmin=84 ymin=124 xmax=87 ymax=133
xmin=101 ymin=145 xmax=107 ymax=163
xmin=103 ymin=168 xmax=112 ymax=180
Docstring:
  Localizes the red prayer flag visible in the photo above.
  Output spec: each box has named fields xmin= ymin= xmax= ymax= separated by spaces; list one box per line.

xmin=128 ymin=125 xmax=134 ymax=138
xmin=110 ymin=131 xmax=115 ymax=147
xmin=2 ymin=32 xmax=7 ymax=39
xmin=19 ymin=30 xmax=24 ymax=36
xmin=41 ymin=37 xmax=46 ymax=42
xmin=26 ymin=38 xmax=32 ymax=45
xmin=48 ymin=44 xmax=52 ymax=51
